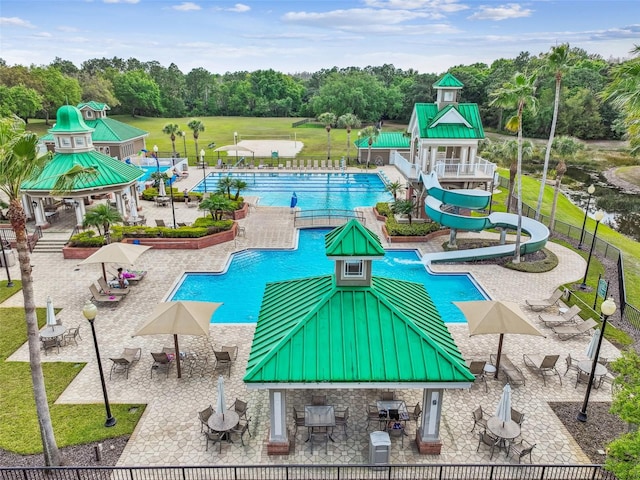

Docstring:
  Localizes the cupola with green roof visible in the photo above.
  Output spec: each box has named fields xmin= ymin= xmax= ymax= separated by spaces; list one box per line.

xmin=433 ymin=72 xmax=463 ymax=109
xmin=48 ymin=105 xmax=95 ymax=154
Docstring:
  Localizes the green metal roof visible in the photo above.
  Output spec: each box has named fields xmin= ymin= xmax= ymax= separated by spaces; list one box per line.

xmin=325 ymin=219 xmax=385 ymax=257
xmin=433 ymin=73 xmax=464 ymax=89
xmin=355 ymin=132 xmax=410 ymax=149
xmin=77 ymin=101 xmax=110 ymax=111
xmin=21 ymin=150 xmax=143 ymax=193
xmin=244 ymin=274 xmax=473 ymax=386
xmin=414 ymin=103 xmax=485 ymax=140
xmin=48 ymin=105 xmax=94 ymax=134
xmin=41 ymin=117 xmax=148 ymax=143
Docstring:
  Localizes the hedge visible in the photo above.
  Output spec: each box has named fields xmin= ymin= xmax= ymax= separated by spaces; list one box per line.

xmin=67 ymin=231 xmax=107 ymax=247
xmin=375 ymin=202 xmax=392 ymax=217
xmin=384 ymin=216 xmax=442 ymax=236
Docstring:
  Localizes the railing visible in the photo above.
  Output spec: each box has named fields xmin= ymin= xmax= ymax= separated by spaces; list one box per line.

xmin=0 ymin=225 xmax=41 ymax=253
xmin=292 ymin=118 xmax=310 ymax=127
xmin=0 ymin=464 xmax=616 ymax=480
xmin=294 ymin=209 xmax=365 ymax=228
xmin=390 ymin=151 xmax=419 ymax=180
xmin=433 ymin=158 xmax=496 ymax=178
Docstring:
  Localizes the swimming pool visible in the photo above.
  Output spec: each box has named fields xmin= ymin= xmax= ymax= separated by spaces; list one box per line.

xmin=168 ymin=229 xmax=488 ymax=324
xmin=191 ymin=172 xmax=392 ymax=210
xmin=137 ymin=165 xmax=175 ymax=183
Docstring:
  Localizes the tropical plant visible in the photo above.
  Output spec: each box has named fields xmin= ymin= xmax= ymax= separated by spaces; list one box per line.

xmin=317 ymin=112 xmax=336 ymax=160
xmin=385 ymin=181 xmax=403 ymax=200
xmin=500 ymin=140 xmax=534 ymax=213
xmin=0 ymin=116 xmax=64 ymax=465
xmin=231 ymin=178 xmax=247 ymax=200
xmin=187 ymin=119 xmax=205 ymax=158
xmin=162 ymin=123 xmax=181 ymax=156
xmin=535 ymin=43 xmax=572 ymax=220
xmin=359 ymin=125 xmax=380 ymax=169
xmin=391 ymin=199 xmax=416 ymax=224
xmin=548 ymin=136 xmax=584 ymax=228
xmin=199 ymin=194 xmax=234 ymax=221
xmin=337 ymin=113 xmax=361 ymax=164
xmin=216 ymin=176 xmax=233 ymax=197
xmin=83 ymin=203 xmax=123 ymax=237
xmin=489 ymin=71 xmax=538 ymax=263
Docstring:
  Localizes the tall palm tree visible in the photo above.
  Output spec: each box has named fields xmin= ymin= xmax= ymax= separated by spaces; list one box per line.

xmin=162 ymin=123 xmax=181 ymax=157
xmin=489 ymin=72 xmax=538 ymax=263
xmin=0 ymin=117 xmax=67 ymax=466
xmin=359 ymin=125 xmax=380 ymax=170
xmin=500 ymin=140 xmax=534 ymax=213
xmin=187 ymin=119 xmax=205 ymax=158
xmin=318 ymin=112 xmax=336 ymax=160
xmin=535 ymin=43 xmax=572 ymax=220
xmin=548 ymin=136 xmax=584 ymax=229
xmin=337 ymin=113 xmax=360 ymax=164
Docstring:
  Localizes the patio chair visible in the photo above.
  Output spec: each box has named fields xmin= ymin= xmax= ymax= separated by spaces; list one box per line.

xmin=552 ymin=318 xmax=597 ymax=340
xmin=367 ymin=404 xmax=385 ymax=430
xmin=230 ymin=418 xmax=251 ymax=446
xmin=508 ymin=439 xmax=536 ymax=463
xmin=198 ymin=405 xmax=214 ymax=433
xmin=380 ymin=391 xmax=395 ymax=401
xmin=470 ymin=406 xmax=488 ymax=432
xmin=538 ymin=305 xmax=581 ymax=327
xmin=204 ymin=430 xmax=225 ymax=453
xmin=511 ymin=408 xmax=525 ymax=426
xmin=41 ymin=337 xmax=60 ymax=355
xmin=334 ymin=407 xmax=349 ymax=438
xmin=522 ymin=354 xmax=562 ymax=386
xmin=490 ymin=353 xmax=526 ymax=386
xmin=564 ymin=353 xmax=580 ymax=376
xmin=150 ymin=352 xmax=174 ymax=378
xmin=311 ymin=394 xmax=327 ymax=406
xmin=155 ymin=219 xmax=167 ymax=227
xmin=320 ymin=160 xmax=326 ymax=169
xmin=213 ymin=348 xmax=236 ymax=377
xmin=97 ymin=277 xmax=130 ymax=296
xmin=468 ymin=360 xmax=488 ymax=392
xmin=292 ymin=406 xmax=306 ymax=436
xmin=309 ymin=426 xmax=329 ymax=454
xmin=476 ymin=430 xmax=500 ymax=460
xmin=109 ymin=347 xmax=141 ymax=380
xmin=525 ymin=289 xmax=564 ymax=311
xmin=407 ymin=403 xmax=422 ymax=428
xmin=230 ymin=398 xmax=248 ymax=421
xmin=62 ymin=326 xmax=81 ymax=346
xmin=89 ymin=284 xmax=122 ymax=304
xmin=575 ymin=370 xmax=591 ymax=388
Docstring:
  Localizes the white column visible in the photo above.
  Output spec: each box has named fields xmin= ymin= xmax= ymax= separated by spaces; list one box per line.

xmin=429 ymin=147 xmax=438 ymax=174
xmin=419 ymin=388 xmax=444 ymax=442
xmin=269 ymin=389 xmax=288 ymax=443
xmin=460 ymin=147 xmax=468 ymax=170
xmin=75 ymin=199 xmax=86 ymax=227
xmin=32 ymin=198 xmax=47 ymax=226
xmin=21 ymin=195 xmax=33 ymax=219
xmin=114 ymin=192 xmax=125 ymax=217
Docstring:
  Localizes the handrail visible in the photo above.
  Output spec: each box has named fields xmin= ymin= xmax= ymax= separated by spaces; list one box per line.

xmin=294 ymin=209 xmax=365 ymax=228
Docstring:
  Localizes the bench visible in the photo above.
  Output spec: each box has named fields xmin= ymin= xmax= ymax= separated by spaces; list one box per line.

xmin=490 ymin=354 xmax=526 ymax=386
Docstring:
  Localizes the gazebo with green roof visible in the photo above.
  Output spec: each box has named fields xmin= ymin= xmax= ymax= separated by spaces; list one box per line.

xmin=244 ymin=220 xmax=473 ymax=455
xmin=22 ymin=105 xmax=143 ymax=227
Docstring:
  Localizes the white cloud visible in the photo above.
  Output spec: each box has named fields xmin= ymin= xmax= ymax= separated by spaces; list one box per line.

xmin=172 ymin=2 xmax=201 ymax=11
xmin=363 ymin=0 xmax=468 ymax=13
xmin=283 ymin=8 xmax=433 ymax=28
xmin=103 ymin=0 xmax=140 ymax=4
xmin=468 ymin=3 xmax=532 ymax=21
xmin=57 ymin=25 xmax=79 ymax=32
xmin=0 ymin=17 xmax=36 ymax=28
xmin=229 ymin=3 xmax=250 ymax=13
xmin=34 ymin=31 xmax=53 ymax=38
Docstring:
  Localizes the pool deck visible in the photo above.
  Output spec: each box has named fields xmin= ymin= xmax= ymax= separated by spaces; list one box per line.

xmin=2 ymin=165 xmax=619 ymax=466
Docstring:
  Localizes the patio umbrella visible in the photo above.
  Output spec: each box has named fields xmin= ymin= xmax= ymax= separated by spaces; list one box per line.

xmin=134 ymin=301 xmax=223 ymax=378
xmin=46 ymin=296 xmax=57 ymax=328
xmin=454 ymin=300 xmax=545 ymax=379
xmin=216 ymin=375 xmax=226 ymax=419
xmin=585 ymin=328 xmax=601 ymax=360
xmin=129 ymin=199 xmax=138 ymax=221
xmin=158 ymin=177 xmax=167 ymax=197
xmin=78 ymin=242 xmax=151 ymax=282
xmin=495 ymin=383 xmax=512 ymax=425
xmin=214 ymin=145 xmax=254 ymax=154
xmin=290 ymin=192 xmax=298 ymax=208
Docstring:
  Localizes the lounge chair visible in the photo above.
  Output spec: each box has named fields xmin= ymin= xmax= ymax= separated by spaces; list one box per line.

xmin=522 ymin=354 xmax=562 ymax=386
xmin=313 ymin=160 xmax=319 ymax=170
xmin=97 ymin=277 xmax=130 ymax=296
xmin=490 ymin=353 xmax=526 ymax=386
xmin=468 ymin=360 xmax=488 ymax=392
xmin=109 ymin=347 xmax=141 ymax=379
xmin=538 ymin=305 xmax=581 ymax=327
xmin=213 ymin=345 xmax=237 ymax=377
xmin=320 ymin=160 xmax=326 ymax=169
xmin=155 ymin=219 xmax=167 ymax=227
xmin=525 ymin=290 xmax=564 ymax=311
xmin=89 ymin=284 xmax=122 ymax=304
xmin=334 ymin=159 xmax=341 ymax=169
xmin=150 ymin=352 xmax=174 ymax=378
xmin=552 ymin=318 xmax=597 ymax=340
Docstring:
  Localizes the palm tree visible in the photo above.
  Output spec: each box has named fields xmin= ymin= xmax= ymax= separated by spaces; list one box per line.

xmin=500 ymin=140 xmax=534 ymax=213
xmin=535 ymin=43 xmax=572 ymax=220
xmin=359 ymin=125 xmax=380 ymax=169
xmin=162 ymin=123 xmax=181 ymax=157
xmin=187 ymin=119 xmax=205 ymax=158
xmin=548 ymin=159 xmax=567 ymax=231
xmin=318 ymin=112 xmax=336 ymax=160
xmin=391 ymin=199 xmax=416 ymax=224
xmin=385 ymin=181 xmax=403 ymax=200
xmin=489 ymin=72 xmax=538 ymax=263
xmin=337 ymin=113 xmax=361 ymax=164
xmin=200 ymin=194 xmax=233 ymax=221
xmin=548 ymin=136 xmax=584 ymax=229
xmin=0 ymin=117 xmax=63 ymax=465
xmin=217 ymin=176 xmax=233 ymax=197
xmin=230 ymin=178 xmax=247 ymax=201
xmin=83 ymin=204 xmax=123 ymax=238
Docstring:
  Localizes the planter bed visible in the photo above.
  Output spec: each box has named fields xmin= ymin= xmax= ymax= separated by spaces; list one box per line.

xmin=382 ymin=225 xmax=450 ymax=243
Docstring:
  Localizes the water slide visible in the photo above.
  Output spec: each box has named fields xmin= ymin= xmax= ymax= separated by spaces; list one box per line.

xmin=421 ymin=171 xmax=549 ymax=264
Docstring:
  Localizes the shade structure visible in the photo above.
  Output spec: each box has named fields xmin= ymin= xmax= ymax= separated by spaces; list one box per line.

xmin=46 ymin=296 xmax=57 ymax=327
xmin=134 ymin=301 xmax=222 ymax=378
xmin=158 ymin=177 xmax=166 ymax=197
xmin=585 ymin=329 xmax=601 ymax=360
xmin=79 ymin=242 xmax=151 ymax=281
xmin=495 ymin=383 xmax=512 ymax=424
xmin=214 ymin=145 xmax=254 ymax=154
xmin=216 ymin=375 xmax=226 ymax=418
xmin=454 ymin=300 xmax=545 ymax=378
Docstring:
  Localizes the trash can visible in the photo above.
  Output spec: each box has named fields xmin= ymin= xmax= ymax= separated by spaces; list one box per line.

xmin=369 ymin=431 xmax=391 ymax=467
xmin=0 ymin=248 xmax=16 ymax=267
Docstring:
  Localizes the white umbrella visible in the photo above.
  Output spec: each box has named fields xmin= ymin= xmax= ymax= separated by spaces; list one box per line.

xmin=158 ymin=177 xmax=167 ymax=197
xmin=79 ymin=242 xmax=151 ymax=281
xmin=130 ymin=199 xmax=138 ymax=221
xmin=495 ymin=383 xmax=512 ymax=425
xmin=585 ymin=328 xmax=601 ymax=360
xmin=46 ymin=296 xmax=57 ymax=327
xmin=216 ymin=375 xmax=226 ymax=418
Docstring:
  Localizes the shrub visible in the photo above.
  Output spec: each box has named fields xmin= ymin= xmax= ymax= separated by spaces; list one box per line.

xmin=385 ymin=216 xmax=441 ymax=236
xmin=141 ymin=188 xmax=158 ymax=201
xmin=67 ymin=230 xmax=106 ymax=247
xmin=113 ymin=220 xmax=233 ymax=239
xmin=375 ymin=202 xmax=392 ymax=217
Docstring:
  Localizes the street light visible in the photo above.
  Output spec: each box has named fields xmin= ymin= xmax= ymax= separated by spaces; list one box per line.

xmin=200 ymin=149 xmax=207 ymax=194
xmin=180 ymin=131 xmax=187 ymax=158
xmin=166 ymin=174 xmax=177 ymax=228
xmin=234 ymin=131 xmax=238 ymax=166
xmin=578 ymin=184 xmax=596 ymax=249
xmin=325 ymin=125 xmax=331 ymax=160
xmin=580 ymin=210 xmax=604 ymax=290
xmin=577 ymin=297 xmax=616 ymax=422
xmin=82 ymin=301 xmax=116 ymax=427
xmin=346 ymin=126 xmax=351 ymax=165
xmin=153 ymin=145 xmax=160 ymax=176
xmin=0 ymin=237 xmax=14 ymax=287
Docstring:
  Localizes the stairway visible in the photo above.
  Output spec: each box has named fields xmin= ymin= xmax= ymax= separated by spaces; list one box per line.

xmin=31 ymin=232 xmax=70 ymax=254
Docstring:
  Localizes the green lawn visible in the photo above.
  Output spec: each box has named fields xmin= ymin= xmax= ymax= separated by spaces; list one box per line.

xmin=0 ymin=304 xmax=144 ymax=455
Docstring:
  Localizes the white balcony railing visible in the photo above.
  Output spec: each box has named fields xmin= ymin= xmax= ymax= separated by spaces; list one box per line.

xmin=390 ymin=151 xmax=496 ymax=181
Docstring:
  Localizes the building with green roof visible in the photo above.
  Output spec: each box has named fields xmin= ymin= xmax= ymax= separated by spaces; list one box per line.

xmin=354 ymin=131 xmax=410 ymax=166
xmin=41 ymin=102 xmax=148 ymax=160
xmin=244 ymin=220 xmax=473 ymax=455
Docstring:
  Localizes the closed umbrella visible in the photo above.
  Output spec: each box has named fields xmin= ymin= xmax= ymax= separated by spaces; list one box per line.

xmin=130 ymin=199 xmax=138 ymax=221
xmin=216 ymin=375 xmax=226 ymax=419
xmin=158 ymin=176 xmax=167 ymax=197
xmin=46 ymin=296 xmax=57 ymax=327
xmin=495 ymin=383 xmax=512 ymax=425
xmin=585 ymin=329 xmax=601 ymax=360
xmin=134 ymin=301 xmax=223 ymax=378
xmin=79 ymin=242 xmax=151 ymax=282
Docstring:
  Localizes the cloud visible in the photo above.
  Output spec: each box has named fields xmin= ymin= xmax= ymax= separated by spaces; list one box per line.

xmin=283 ymin=8 xmax=434 ymax=28
xmin=172 ymin=2 xmax=201 ymax=11
xmin=33 ymin=32 xmax=53 ymax=38
xmin=103 ymin=0 xmax=140 ymax=4
xmin=363 ymin=0 xmax=468 ymax=13
xmin=57 ymin=26 xmax=79 ymax=32
xmin=468 ymin=3 xmax=532 ymax=21
xmin=228 ymin=3 xmax=250 ymax=13
xmin=0 ymin=17 xmax=36 ymax=28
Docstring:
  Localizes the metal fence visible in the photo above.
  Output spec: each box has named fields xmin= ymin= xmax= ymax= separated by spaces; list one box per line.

xmin=294 ymin=209 xmax=365 ymax=228
xmin=0 ymin=464 xmax=616 ymax=480
xmin=0 ymin=226 xmax=41 ymax=253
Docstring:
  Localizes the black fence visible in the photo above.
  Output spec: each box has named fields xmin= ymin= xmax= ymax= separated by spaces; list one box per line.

xmin=0 ymin=464 xmax=616 ymax=480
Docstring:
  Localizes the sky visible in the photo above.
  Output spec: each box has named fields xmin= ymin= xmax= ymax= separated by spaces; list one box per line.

xmin=1 ymin=0 xmax=639 ymax=75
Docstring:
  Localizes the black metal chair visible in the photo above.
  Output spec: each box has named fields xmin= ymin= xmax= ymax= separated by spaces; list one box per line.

xmin=476 ymin=430 xmax=500 ymax=459
xmin=334 ymin=407 xmax=349 ymax=438
xmin=471 ymin=406 xmax=488 ymax=432
xmin=508 ymin=439 xmax=536 ymax=463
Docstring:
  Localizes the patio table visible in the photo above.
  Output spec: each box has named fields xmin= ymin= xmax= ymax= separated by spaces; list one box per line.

xmin=487 ymin=416 xmax=520 ymax=453
xmin=305 ymin=405 xmax=335 ymax=442
xmin=578 ymin=360 xmax=607 ymax=388
xmin=207 ymin=410 xmax=239 ymax=441
xmin=40 ymin=325 xmax=66 ymax=340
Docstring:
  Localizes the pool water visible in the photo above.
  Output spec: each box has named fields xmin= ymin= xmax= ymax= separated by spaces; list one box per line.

xmin=192 ymin=172 xmax=392 ymax=210
xmin=169 ymin=229 xmax=488 ymax=324
xmin=137 ymin=165 xmax=176 ymax=182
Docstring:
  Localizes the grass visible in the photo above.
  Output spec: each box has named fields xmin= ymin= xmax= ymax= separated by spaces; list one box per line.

xmin=0 ymin=306 xmax=145 ymax=455
xmin=0 ymin=280 xmax=22 ymax=302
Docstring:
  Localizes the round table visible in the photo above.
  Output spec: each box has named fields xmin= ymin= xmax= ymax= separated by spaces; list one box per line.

xmin=483 ymin=364 xmax=497 ymax=375
xmin=207 ymin=410 xmax=240 ymax=434
xmin=40 ymin=325 xmax=66 ymax=339
xmin=487 ymin=416 xmax=521 ymax=452
xmin=578 ymin=360 xmax=607 ymax=377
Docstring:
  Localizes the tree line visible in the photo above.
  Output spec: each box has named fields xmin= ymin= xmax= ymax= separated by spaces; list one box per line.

xmin=0 ymin=44 xmax=636 ymax=144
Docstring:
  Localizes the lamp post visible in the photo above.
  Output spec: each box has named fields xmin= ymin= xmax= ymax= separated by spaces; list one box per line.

xmin=0 ymin=237 xmax=14 ymax=287
xmin=325 ymin=125 xmax=331 ymax=160
xmin=166 ymin=175 xmax=177 ymax=228
xmin=357 ymin=132 xmax=362 ymax=164
xmin=577 ymin=297 xmax=616 ymax=422
xmin=580 ymin=210 xmax=605 ymax=290
xmin=180 ymin=131 xmax=187 ymax=158
xmin=200 ymin=149 xmax=207 ymax=193
xmin=234 ymin=131 xmax=238 ymax=166
xmin=578 ymin=184 xmax=596 ymax=249
xmin=346 ymin=126 xmax=351 ymax=165
xmin=153 ymin=145 xmax=160 ymax=176
xmin=82 ymin=301 xmax=116 ymax=427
